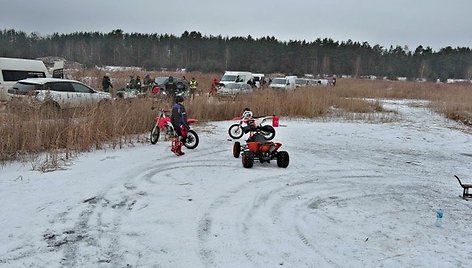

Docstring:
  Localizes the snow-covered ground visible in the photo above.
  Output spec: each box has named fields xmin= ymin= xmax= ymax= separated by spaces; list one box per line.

xmin=1 ymin=100 xmax=472 ymax=267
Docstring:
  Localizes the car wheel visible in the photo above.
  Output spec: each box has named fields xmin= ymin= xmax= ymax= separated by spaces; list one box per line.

xmin=98 ymin=99 xmax=112 ymax=109
xmin=40 ymin=100 xmax=61 ymax=118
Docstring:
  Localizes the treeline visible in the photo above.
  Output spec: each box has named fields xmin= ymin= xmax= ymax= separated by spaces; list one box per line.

xmin=1 ymin=28 xmax=472 ymax=81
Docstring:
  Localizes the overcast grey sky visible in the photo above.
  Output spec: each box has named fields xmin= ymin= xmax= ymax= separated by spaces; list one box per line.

xmin=1 ymin=0 xmax=471 ymax=51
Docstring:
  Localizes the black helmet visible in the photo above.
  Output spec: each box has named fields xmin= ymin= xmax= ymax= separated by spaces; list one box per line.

xmin=175 ymin=95 xmax=184 ymax=103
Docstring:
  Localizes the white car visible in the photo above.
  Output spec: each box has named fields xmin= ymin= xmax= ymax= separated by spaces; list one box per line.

xmin=217 ymin=82 xmax=253 ymax=100
xmin=269 ymin=77 xmax=296 ymax=90
xmin=7 ymin=78 xmax=111 ymax=109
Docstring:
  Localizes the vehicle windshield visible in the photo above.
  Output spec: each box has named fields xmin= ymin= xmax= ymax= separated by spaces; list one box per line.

xmin=2 ymin=70 xmax=46 ymax=81
xmin=272 ymin=78 xmax=287 ymax=85
xmin=221 ymin=75 xmax=238 ymax=82
xmin=154 ymin=77 xmax=168 ymax=85
xmin=296 ymin=78 xmax=306 ymax=85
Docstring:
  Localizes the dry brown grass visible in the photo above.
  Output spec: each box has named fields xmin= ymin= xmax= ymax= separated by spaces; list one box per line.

xmin=2 ymin=73 xmax=472 ymax=167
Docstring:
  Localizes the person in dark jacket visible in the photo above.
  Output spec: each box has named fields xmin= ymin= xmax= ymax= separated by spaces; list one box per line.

xmin=165 ymin=76 xmax=177 ymax=96
xmin=170 ymin=95 xmax=188 ymax=156
xmin=102 ymin=73 xmax=113 ymax=93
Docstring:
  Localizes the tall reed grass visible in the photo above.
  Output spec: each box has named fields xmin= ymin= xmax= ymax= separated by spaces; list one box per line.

xmin=1 ymin=74 xmax=472 ymax=167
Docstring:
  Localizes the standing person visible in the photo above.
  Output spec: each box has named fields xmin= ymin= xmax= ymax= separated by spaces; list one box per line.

xmin=143 ymin=74 xmax=152 ymax=92
xmin=102 ymin=73 xmax=113 ymax=94
xmin=136 ymin=75 xmax=142 ymax=91
xmin=170 ymin=95 xmax=188 ymax=156
xmin=128 ymin=75 xmax=136 ymax=89
xmin=189 ymin=77 xmax=198 ymax=99
xmin=165 ymin=76 xmax=177 ymax=98
xmin=209 ymin=78 xmax=219 ymax=97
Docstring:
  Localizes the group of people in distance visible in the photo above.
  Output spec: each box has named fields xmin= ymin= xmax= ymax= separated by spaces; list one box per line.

xmin=101 ymin=73 xmax=223 ymax=98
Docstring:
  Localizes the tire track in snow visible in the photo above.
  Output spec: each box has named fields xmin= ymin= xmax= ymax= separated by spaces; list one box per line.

xmin=50 ymin=143 xmax=234 ymax=266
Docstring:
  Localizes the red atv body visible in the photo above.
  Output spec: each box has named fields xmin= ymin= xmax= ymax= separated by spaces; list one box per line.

xmin=232 ymin=133 xmax=289 ymax=168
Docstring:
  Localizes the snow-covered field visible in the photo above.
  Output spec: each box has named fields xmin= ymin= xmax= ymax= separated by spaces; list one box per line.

xmin=1 ymin=100 xmax=472 ymax=267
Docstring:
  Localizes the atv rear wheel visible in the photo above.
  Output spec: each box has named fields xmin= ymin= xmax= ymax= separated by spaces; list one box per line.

xmin=242 ymin=151 xmax=254 ymax=168
xmin=233 ymin=142 xmax=241 ymax=158
xmin=276 ymin=151 xmax=289 ymax=168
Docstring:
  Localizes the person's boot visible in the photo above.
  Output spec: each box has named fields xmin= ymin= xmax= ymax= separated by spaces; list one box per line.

xmin=171 ymin=137 xmax=179 ymax=155
xmin=176 ymin=141 xmax=185 ymax=156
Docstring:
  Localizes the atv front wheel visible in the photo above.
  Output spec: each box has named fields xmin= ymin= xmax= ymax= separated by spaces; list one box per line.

xmin=242 ymin=151 xmax=254 ymax=168
xmin=233 ymin=142 xmax=241 ymax=158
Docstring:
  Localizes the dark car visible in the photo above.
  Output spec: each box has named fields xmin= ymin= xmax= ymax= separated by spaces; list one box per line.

xmin=152 ymin=77 xmax=189 ymax=97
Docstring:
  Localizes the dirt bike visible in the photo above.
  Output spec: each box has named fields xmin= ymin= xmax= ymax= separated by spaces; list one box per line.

xmin=150 ymin=109 xmax=199 ymax=149
xmin=228 ymin=115 xmax=276 ymax=140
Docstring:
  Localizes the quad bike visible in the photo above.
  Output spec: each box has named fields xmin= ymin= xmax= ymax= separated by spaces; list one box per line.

xmin=150 ymin=109 xmax=199 ymax=149
xmin=232 ymin=131 xmax=289 ymax=168
xmin=228 ymin=114 xmax=276 ymax=140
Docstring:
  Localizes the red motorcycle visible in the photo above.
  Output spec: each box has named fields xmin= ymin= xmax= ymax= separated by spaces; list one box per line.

xmin=150 ymin=109 xmax=199 ymax=149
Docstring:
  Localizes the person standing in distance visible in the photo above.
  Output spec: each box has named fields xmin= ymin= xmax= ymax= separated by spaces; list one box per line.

xmin=102 ymin=73 xmax=113 ymax=94
xmin=189 ymin=77 xmax=198 ymax=99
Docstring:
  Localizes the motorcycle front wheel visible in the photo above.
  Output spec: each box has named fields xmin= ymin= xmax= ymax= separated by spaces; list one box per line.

xmin=228 ymin=124 xmax=244 ymax=139
xmin=150 ymin=124 xmax=160 ymax=144
xmin=183 ymin=130 xmax=199 ymax=149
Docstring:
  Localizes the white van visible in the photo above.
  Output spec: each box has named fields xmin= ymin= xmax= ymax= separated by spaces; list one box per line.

xmin=219 ymin=71 xmax=254 ymax=87
xmin=0 ymin=57 xmax=51 ymax=101
xmin=269 ymin=76 xmax=296 ymax=90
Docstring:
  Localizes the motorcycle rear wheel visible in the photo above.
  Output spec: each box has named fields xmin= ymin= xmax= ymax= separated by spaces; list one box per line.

xmin=261 ymin=125 xmax=276 ymax=140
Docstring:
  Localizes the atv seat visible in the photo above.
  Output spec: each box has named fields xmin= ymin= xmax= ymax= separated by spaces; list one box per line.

xmin=454 ymin=175 xmax=472 ymax=200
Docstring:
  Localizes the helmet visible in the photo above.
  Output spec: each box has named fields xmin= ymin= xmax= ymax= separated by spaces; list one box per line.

xmin=242 ymin=110 xmax=253 ymax=119
xmin=175 ymin=95 xmax=184 ymax=103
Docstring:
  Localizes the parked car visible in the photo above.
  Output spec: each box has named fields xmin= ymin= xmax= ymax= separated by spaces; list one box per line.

xmin=151 ymin=76 xmax=189 ymax=97
xmin=295 ymin=78 xmax=309 ymax=87
xmin=7 ymin=78 xmax=111 ymax=109
xmin=269 ymin=76 xmax=296 ymax=90
xmin=217 ymin=82 xmax=253 ymax=100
